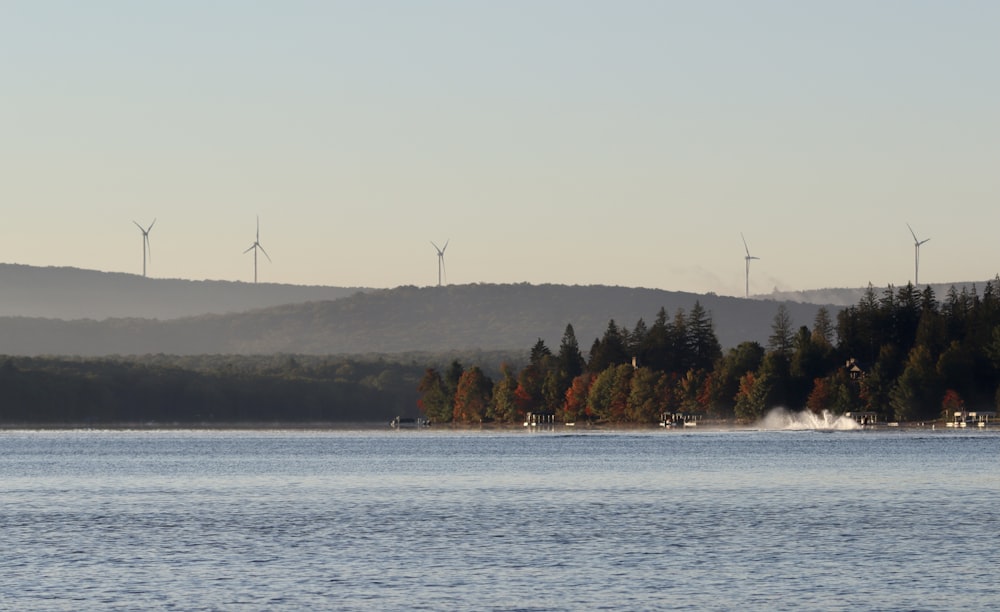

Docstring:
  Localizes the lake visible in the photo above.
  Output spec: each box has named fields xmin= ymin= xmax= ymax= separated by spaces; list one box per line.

xmin=1 ymin=427 xmax=998 ymax=610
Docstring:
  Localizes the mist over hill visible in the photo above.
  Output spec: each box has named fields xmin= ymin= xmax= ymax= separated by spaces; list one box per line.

xmin=0 ymin=263 xmax=367 ymax=319
xmin=0 ymin=283 xmax=838 ymax=357
xmin=762 ymin=280 xmax=997 ymax=307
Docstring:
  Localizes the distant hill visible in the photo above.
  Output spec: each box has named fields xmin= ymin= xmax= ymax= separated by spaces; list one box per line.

xmin=0 ymin=264 xmax=367 ymax=319
xmin=0 ymin=283 xmax=840 ymax=356
xmin=762 ymin=280 xmax=997 ymax=307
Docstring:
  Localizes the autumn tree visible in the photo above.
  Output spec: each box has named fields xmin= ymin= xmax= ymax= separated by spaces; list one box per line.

xmin=708 ymin=341 xmax=765 ymax=419
xmin=562 ymin=373 xmax=594 ymax=423
xmin=550 ymin=324 xmax=586 ymax=411
xmin=587 ymin=364 xmax=633 ymax=422
xmin=489 ymin=363 xmax=519 ymax=423
xmin=734 ymin=371 xmax=768 ymax=422
xmin=805 ymin=377 xmax=832 ymax=414
xmin=452 ymin=366 xmax=493 ymax=424
xmin=677 ymin=369 xmax=708 ymax=414
xmin=941 ymin=389 xmax=964 ymax=421
xmin=514 ymin=362 xmax=544 ymax=416
xmin=626 ymin=367 xmax=664 ymax=423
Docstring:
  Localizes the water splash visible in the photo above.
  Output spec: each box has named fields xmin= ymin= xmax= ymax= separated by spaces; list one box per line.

xmin=760 ymin=407 xmax=861 ymax=431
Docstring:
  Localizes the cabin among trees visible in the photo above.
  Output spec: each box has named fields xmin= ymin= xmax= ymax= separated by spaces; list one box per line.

xmin=419 ymin=280 xmax=1000 ymax=425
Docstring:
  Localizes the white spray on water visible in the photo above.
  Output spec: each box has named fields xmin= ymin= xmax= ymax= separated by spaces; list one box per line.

xmin=760 ymin=407 xmax=861 ymax=431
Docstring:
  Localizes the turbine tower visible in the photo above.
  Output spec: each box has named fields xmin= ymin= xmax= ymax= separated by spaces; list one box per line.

xmin=133 ymin=219 xmax=155 ymax=277
xmin=431 ymin=240 xmax=449 ymax=287
xmin=907 ymin=223 xmax=930 ymax=286
xmin=741 ymin=233 xmax=759 ymax=299
xmin=243 ymin=216 xmax=271 ymax=284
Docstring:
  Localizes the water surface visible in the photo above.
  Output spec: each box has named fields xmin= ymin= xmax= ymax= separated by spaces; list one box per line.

xmin=2 ymin=429 xmax=998 ymax=610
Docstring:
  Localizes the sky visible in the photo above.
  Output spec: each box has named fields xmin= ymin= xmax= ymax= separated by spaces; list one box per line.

xmin=2 ymin=1 xmax=998 ymax=296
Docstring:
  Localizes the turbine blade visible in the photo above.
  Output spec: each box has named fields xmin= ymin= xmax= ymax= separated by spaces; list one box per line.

xmin=244 ymin=244 xmax=256 ymax=254
xmin=741 ymin=233 xmax=751 ymax=257
xmin=133 ymin=220 xmax=144 ymax=231
xmin=258 ymin=244 xmax=272 ymax=262
xmin=147 ymin=218 xmax=156 ymax=232
xmin=442 ymin=239 xmax=449 ymax=253
xmin=430 ymin=241 xmax=441 ymax=253
xmin=907 ymin=223 xmax=919 ymax=243
xmin=145 ymin=236 xmax=152 ymax=262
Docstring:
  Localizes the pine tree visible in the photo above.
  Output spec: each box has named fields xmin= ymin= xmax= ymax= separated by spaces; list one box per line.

xmin=768 ymin=304 xmax=794 ymax=357
xmin=686 ymin=301 xmax=721 ymax=372
xmin=557 ymin=324 xmax=585 ymax=381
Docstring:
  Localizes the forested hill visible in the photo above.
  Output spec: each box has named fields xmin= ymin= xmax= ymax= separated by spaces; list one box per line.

xmin=0 ymin=263 xmax=367 ymax=319
xmin=0 ymin=283 xmax=835 ymax=356
xmin=762 ymin=280 xmax=995 ymax=307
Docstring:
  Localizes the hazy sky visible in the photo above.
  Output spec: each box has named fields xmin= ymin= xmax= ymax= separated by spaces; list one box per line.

xmin=3 ymin=1 xmax=998 ymax=296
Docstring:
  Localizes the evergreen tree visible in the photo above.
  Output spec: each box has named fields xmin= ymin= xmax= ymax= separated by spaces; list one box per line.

xmin=768 ymin=304 xmax=794 ymax=357
xmin=669 ymin=308 xmax=689 ymax=372
xmin=541 ymin=367 xmax=564 ymax=412
xmin=556 ymin=324 xmax=586 ymax=382
xmin=588 ymin=320 xmax=629 ymax=372
xmin=529 ymin=339 xmax=552 ymax=369
xmin=444 ymin=360 xmax=464 ymax=402
xmin=890 ymin=345 xmax=941 ymax=422
xmin=514 ymin=363 xmax=544 ymax=416
xmin=628 ymin=318 xmax=648 ymax=365
xmin=417 ymin=368 xmax=452 ymax=423
xmin=861 ymin=344 xmax=900 ymax=419
xmin=642 ymin=307 xmax=671 ymax=372
xmin=811 ymin=306 xmax=835 ymax=350
xmin=686 ymin=301 xmax=721 ymax=372
xmin=935 ymin=341 xmax=975 ymax=403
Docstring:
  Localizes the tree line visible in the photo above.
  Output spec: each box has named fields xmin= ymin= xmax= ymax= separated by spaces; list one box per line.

xmin=0 ymin=354 xmax=445 ymax=424
xmin=418 ymin=281 xmax=1000 ymax=424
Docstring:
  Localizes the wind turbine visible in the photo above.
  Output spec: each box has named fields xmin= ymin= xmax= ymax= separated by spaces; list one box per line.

xmin=431 ymin=240 xmax=449 ymax=287
xmin=907 ymin=223 xmax=930 ymax=285
xmin=133 ymin=219 xmax=155 ymax=277
xmin=741 ymin=233 xmax=759 ymax=299
xmin=243 ymin=216 xmax=271 ymax=284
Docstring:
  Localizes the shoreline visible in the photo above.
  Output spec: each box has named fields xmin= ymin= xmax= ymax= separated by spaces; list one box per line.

xmin=0 ymin=420 xmax=965 ymax=432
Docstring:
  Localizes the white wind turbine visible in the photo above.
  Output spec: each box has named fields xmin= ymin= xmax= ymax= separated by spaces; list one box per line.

xmin=907 ymin=223 xmax=930 ymax=286
xmin=741 ymin=233 xmax=759 ymax=299
xmin=243 ymin=216 xmax=271 ymax=284
xmin=133 ymin=219 xmax=155 ymax=277
xmin=431 ymin=240 xmax=449 ymax=286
